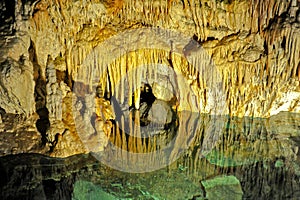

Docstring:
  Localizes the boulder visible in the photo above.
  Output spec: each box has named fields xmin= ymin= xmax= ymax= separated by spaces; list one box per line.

xmin=201 ymin=175 xmax=243 ymax=200
xmin=148 ymin=100 xmax=173 ymax=125
xmin=152 ymin=82 xmax=174 ymax=102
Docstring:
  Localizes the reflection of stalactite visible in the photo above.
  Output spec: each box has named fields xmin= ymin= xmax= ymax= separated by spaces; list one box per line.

xmin=175 ymin=113 xmax=300 ymax=181
xmin=150 ymin=117 xmax=299 ymax=199
xmin=236 ymin=160 xmax=299 ymax=199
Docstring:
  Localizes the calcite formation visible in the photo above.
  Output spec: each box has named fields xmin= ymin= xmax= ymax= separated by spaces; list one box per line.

xmin=0 ymin=0 xmax=299 ymax=157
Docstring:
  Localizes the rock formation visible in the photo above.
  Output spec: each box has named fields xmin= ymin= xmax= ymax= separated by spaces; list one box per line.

xmin=0 ymin=0 xmax=299 ymax=158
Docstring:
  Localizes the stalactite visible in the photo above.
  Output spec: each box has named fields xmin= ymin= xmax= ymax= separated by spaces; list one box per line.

xmin=134 ymin=66 xmax=141 ymax=109
xmin=128 ymin=111 xmax=134 ymax=152
xmin=121 ymin=116 xmax=127 ymax=150
xmin=134 ymin=111 xmax=142 ymax=153
xmin=107 ymin=63 xmax=115 ymax=96
xmin=115 ymin=122 xmax=122 ymax=148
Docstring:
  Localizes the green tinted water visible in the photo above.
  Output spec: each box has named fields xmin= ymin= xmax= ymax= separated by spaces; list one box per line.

xmin=1 ymin=112 xmax=300 ymax=199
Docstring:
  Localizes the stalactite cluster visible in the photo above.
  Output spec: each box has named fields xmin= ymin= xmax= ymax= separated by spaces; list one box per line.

xmin=0 ymin=0 xmax=299 ymax=157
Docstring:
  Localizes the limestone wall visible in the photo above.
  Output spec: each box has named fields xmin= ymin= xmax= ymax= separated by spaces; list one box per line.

xmin=0 ymin=0 xmax=299 ymax=117
xmin=0 ymin=0 xmax=299 ymax=157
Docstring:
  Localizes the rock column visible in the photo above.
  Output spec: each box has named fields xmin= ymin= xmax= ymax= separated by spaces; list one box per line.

xmin=46 ymin=58 xmax=62 ymax=121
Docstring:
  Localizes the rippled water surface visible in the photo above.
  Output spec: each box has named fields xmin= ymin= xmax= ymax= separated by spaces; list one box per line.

xmin=1 ymin=112 xmax=300 ymax=199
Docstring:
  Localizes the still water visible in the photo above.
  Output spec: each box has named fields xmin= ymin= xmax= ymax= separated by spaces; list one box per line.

xmin=1 ymin=112 xmax=300 ymax=199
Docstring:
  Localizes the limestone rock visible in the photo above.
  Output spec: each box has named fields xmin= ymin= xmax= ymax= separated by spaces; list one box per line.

xmin=0 ymin=58 xmax=35 ymax=116
xmin=73 ymin=180 xmax=116 ymax=200
xmin=95 ymin=97 xmax=115 ymax=121
xmin=0 ymin=113 xmax=47 ymax=156
xmin=50 ymin=129 xmax=87 ymax=157
xmin=0 ymin=0 xmax=299 ymax=118
xmin=148 ymin=100 xmax=173 ymax=125
xmin=45 ymin=59 xmax=63 ymax=121
xmin=269 ymin=91 xmax=300 ymax=115
xmin=201 ymin=175 xmax=243 ymax=200
xmin=0 ymin=0 xmax=300 ymax=158
xmin=152 ymin=80 xmax=174 ymax=102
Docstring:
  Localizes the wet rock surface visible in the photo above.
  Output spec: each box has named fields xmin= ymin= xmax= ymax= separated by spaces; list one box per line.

xmin=201 ymin=175 xmax=243 ymax=200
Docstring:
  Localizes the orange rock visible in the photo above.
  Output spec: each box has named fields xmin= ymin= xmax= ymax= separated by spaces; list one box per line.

xmin=103 ymin=120 xmax=113 ymax=138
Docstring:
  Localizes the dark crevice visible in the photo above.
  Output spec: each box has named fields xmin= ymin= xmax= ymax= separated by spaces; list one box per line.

xmin=56 ymin=69 xmax=66 ymax=84
xmin=49 ymin=133 xmax=61 ymax=152
xmin=263 ymin=11 xmax=289 ymax=32
xmin=263 ymin=40 xmax=268 ymax=55
xmin=192 ymin=34 xmax=200 ymax=42
xmin=65 ymin=68 xmax=73 ymax=88
xmin=1 ymin=0 xmax=15 ymax=22
xmin=139 ymin=84 xmax=156 ymax=106
xmin=130 ymin=83 xmax=156 ymax=126
xmin=199 ymin=181 xmax=207 ymax=199
xmin=29 ymin=40 xmax=47 ymax=111
xmin=36 ymin=108 xmax=50 ymax=145
xmin=281 ymin=36 xmax=286 ymax=49
xmin=0 ymin=107 xmax=6 ymax=117
xmin=206 ymin=36 xmax=216 ymax=41
xmin=180 ymin=0 xmax=187 ymax=10
xmin=29 ymin=40 xmax=50 ymax=145
xmin=216 ymin=0 xmax=235 ymax=4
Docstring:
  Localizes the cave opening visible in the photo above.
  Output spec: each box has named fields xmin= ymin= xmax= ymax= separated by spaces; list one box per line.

xmin=106 ymin=82 xmax=179 ymax=152
xmin=128 ymin=83 xmax=178 ymax=129
xmin=2 ymin=0 xmax=15 ymax=22
xmin=297 ymin=62 xmax=300 ymax=80
xmin=130 ymin=83 xmax=156 ymax=127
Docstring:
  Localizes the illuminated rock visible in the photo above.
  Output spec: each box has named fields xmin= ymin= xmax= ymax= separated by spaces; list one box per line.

xmin=148 ymin=99 xmax=173 ymax=125
xmin=0 ymin=0 xmax=299 ymax=157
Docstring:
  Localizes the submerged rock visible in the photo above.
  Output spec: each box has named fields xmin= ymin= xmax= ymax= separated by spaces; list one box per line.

xmin=73 ymin=180 xmax=116 ymax=200
xmin=201 ymin=175 xmax=243 ymax=200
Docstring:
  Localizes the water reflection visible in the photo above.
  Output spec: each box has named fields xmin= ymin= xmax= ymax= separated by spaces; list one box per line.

xmin=0 ymin=112 xmax=300 ymax=199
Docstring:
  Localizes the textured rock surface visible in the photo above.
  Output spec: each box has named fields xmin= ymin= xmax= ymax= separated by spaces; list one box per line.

xmin=0 ymin=0 xmax=299 ymax=157
xmin=201 ymin=175 xmax=243 ymax=200
xmin=148 ymin=99 xmax=173 ymax=124
xmin=0 ymin=57 xmax=35 ymax=115
xmin=1 ymin=0 xmax=299 ymax=116
xmin=73 ymin=180 xmax=116 ymax=200
xmin=0 ymin=113 xmax=47 ymax=156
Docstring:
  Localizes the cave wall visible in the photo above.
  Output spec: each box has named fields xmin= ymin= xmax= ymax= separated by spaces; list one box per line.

xmin=0 ymin=0 xmax=299 ymax=117
xmin=0 ymin=0 xmax=299 ymax=157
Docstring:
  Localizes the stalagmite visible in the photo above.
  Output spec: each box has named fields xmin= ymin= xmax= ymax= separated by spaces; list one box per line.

xmin=46 ymin=58 xmax=63 ymax=121
xmin=134 ymin=66 xmax=141 ymax=109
